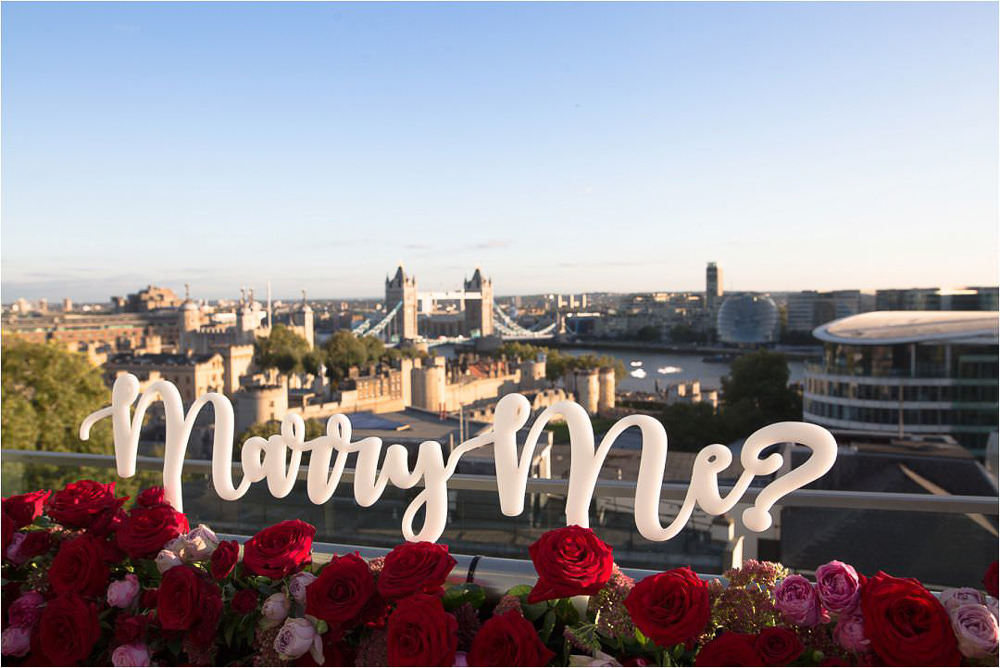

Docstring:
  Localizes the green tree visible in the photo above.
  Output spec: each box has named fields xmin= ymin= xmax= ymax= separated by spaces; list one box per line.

xmin=2 ymin=340 xmax=113 ymax=453
xmin=545 ymin=350 xmax=626 ymax=382
xmin=320 ymin=331 xmax=388 ymax=387
xmin=659 ymin=402 xmax=722 ymax=451
xmin=719 ymin=350 xmax=802 ymax=439
xmin=237 ymin=419 xmax=327 ymax=444
xmin=254 ymin=324 xmax=314 ymax=376
xmin=635 ymin=325 xmax=661 ymax=342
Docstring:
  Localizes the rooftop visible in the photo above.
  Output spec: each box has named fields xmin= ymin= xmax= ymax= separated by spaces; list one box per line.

xmin=813 ymin=310 xmax=999 ymax=346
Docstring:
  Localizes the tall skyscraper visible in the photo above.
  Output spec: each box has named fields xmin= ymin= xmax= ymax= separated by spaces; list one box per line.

xmin=706 ymin=262 xmax=723 ymax=311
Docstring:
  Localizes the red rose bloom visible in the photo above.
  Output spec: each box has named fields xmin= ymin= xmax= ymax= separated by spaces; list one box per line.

xmin=984 ymin=561 xmax=998 ymax=598
xmin=115 ymin=612 xmax=150 ymax=644
xmin=211 ymin=539 xmax=240 ymax=579
xmin=2 ymin=510 xmax=13 ymax=555
xmin=387 ymin=593 xmax=458 ymax=667
xmin=378 ymin=542 xmax=457 ymax=600
xmin=754 ymin=628 xmax=804 ymax=666
xmin=232 ymin=589 xmax=260 ymax=614
xmin=46 ymin=480 xmax=126 ymax=530
xmin=527 ymin=525 xmax=614 ymax=603
xmin=37 ymin=593 xmax=101 ymax=665
xmin=2 ymin=490 xmax=50 ymax=528
xmin=293 ymin=632 xmax=356 ymax=667
xmin=8 ymin=530 xmax=53 ymax=563
xmin=49 ymin=533 xmax=110 ymax=597
xmin=624 ymin=567 xmax=710 ymax=648
xmin=188 ymin=582 xmax=223 ymax=647
xmin=469 ymin=610 xmax=556 ymax=667
xmin=117 ymin=503 xmax=189 ymax=559
xmin=695 ymin=633 xmax=762 ymax=667
xmin=141 ymin=588 xmax=158 ymax=609
xmin=243 ymin=520 xmax=315 ymax=579
xmin=158 ymin=564 xmax=221 ymax=637
xmin=860 ymin=572 xmax=960 ymax=667
xmin=307 ymin=554 xmax=376 ymax=627
xmin=136 ymin=486 xmax=167 ymax=508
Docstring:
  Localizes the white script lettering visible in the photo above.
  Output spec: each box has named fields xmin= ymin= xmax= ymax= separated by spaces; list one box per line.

xmin=80 ymin=374 xmax=838 ymax=542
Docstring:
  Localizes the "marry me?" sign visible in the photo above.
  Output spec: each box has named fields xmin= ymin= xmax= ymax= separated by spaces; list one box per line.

xmin=81 ymin=374 xmax=838 ymax=543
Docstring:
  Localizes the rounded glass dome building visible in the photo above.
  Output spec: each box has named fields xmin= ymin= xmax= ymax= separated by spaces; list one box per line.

xmin=717 ymin=294 xmax=779 ymax=344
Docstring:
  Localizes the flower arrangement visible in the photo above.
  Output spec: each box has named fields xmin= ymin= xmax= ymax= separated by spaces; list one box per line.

xmin=2 ymin=480 xmax=998 ymax=666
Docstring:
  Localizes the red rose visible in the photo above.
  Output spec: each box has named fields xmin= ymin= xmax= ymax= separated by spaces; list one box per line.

xmin=2 ymin=510 xmax=13 ymax=555
xmin=46 ymin=480 xmax=127 ymax=530
xmin=188 ymin=581 xmax=223 ymax=648
xmin=378 ymin=542 xmax=457 ymax=600
xmin=243 ymin=520 xmax=315 ymax=579
xmin=232 ymin=589 xmax=260 ymax=614
xmin=211 ymin=539 xmax=240 ymax=579
xmin=293 ymin=632 xmax=356 ymax=667
xmin=158 ymin=564 xmax=221 ymax=636
xmin=754 ymin=628 xmax=804 ymax=666
xmin=387 ymin=593 xmax=458 ymax=667
xmin=115 ymin=612 xmax=150 ymax=644
xmin=2 ymin=490 xmax=50 ymax=528
xmin=469 ymin=610 xmax=556 ymax=667
xmin=984 ymin=561 xmax=998 ymax=598
xmin=136 ymin=486 xmax=167 ymax=508
xmin=624 ymin=567 xmax=709 ymax=648
xmin=307 ymin=554 xmax=376 ymax=627
xmin=37 ymin=593 xmax=101 ymax=665
xmin=695 ymin=633 xmax=762 ymax=667
xmin=49 ymin=534 xmax=110 ymax=597
xmin=141 ymin=588 xmax=158 ymax=609
xmin=117 ymin=503 xmax=189 ymax=559
xmin=527 ymin=525 xmax=614 ymax=603
xmin=860 ymin=572 xmax=959 ymax=666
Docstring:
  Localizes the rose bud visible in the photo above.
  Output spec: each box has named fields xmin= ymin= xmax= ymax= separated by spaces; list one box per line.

xmin=1 ymin=626 xmax=31 ymax=657
xmin=262 ymin=592 xmax=291 ymax=626
xmin=155 ymin=549 xmax=183 ymax=573
xmin=774 ymin=575 xmax=825 ymax=627
xmin=289 ymin=571 xmax=317 ymax=605
xmin=112 ymin=642 xmax=152 ymax=667
xmin=108 ymin=574 xmax=142 ymax=609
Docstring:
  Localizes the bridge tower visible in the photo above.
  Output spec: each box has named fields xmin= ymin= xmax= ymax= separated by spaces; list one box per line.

xmin=385 ymin=264 xmax=419 ymax=340
xmin=463 ymin=267 xmax=494 ymax=337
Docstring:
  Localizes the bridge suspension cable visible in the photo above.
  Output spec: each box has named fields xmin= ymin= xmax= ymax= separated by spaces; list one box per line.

xmin=366 ymin=301 xmax=402 ymax=339
xmin=492 ymin=304 xmax=555 ymax=339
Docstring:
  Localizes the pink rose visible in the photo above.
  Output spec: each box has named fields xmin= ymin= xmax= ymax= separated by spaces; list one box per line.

xmin=1 ymin=627 xmax=31 ymax=657
xmin=5 ymin=531 xmax=52 ymax=566
xmin=774 ymin=575 xmax=826 ymax=627
xmin=155 ymin=549 xmax=183 ymax=573
xmin=171 ymin=524 xmax=219 ymax=562
xmin=262 ymin=592 xmax=291 ymax=625
xmin=834 ymin=612 xmax=870 ymax=653
xmin=939 ymin=587 xmax=985 ymax=612
xmin=988 ymin=597 xmax=999 ymax=620
xmin=950 ymin=604 xmax=999 ymax=660
xmin=112 ymin=642 xmax=152 ymax=667
xmin=108 ymin=574 xmax=141 ymax=609
xmin=289 ymin=571 xmax=317 ymax=605
xmin=453 ymin=651 xmax=469 ymax=667
xmin=8 ymin=591 xmax=45 ymax=628
xmin=815 ymin=561 xmax=861 ymax=613
xmin=273 ymin=617 xmax=320 ymax=661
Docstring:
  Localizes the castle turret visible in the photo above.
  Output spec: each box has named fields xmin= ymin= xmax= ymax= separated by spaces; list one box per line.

xmin=178 ymin=299 xmax=201 ymax=353
xmin=574 ymin=368 xmax=600 ymax=416
xmin=292 ymin=291 xmax=315 ymax=347
xmin=598 ymin=366 xmax=616 ymax=413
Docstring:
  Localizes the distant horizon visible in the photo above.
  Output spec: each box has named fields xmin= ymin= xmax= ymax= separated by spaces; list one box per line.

xmin=3 ymin=3 xmax=997 ymax=302
xmin=5 ymin=275 xmax=998 ymax=308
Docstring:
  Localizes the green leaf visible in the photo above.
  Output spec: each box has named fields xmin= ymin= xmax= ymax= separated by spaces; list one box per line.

xmin=540 ymin=610 xmax=557 ymax=644
xmin=442 ymin=583 xmax=486 ymax=612
xmin=505 ymin=584 xmax=532 ymax=598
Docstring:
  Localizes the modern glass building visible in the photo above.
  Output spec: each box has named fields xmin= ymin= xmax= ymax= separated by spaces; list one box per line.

xmin=716 ymin=293 xmax=779 ymax=344
xmin=803 ymin=311 xmax=999 ymax=453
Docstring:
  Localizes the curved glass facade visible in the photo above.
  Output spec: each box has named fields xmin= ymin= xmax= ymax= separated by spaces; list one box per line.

xmin=716 ymin=294 xmax=779 ymax=344
xmin=803 ymin=342 xmax=998 ymax=452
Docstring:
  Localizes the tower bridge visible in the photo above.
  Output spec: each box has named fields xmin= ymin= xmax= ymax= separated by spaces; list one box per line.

xmin=353 ymin=265 xmax=556 ymax=343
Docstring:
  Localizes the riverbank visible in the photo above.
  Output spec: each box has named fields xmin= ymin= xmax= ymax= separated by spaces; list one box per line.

xmin=545 ymin=338 xmax=822 ymax=361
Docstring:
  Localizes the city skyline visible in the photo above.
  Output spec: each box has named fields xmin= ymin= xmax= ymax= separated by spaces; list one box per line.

xmin=3 ymin=2 xmax=998 ymax=302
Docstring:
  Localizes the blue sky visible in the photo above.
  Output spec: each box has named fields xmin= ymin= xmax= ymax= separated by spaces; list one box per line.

xmin=2 ymin=2 xmax=997 ymax=302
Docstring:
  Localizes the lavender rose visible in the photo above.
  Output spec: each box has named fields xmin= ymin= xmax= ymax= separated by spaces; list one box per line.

xmin=108 ymin=574 xmax=141 ymax=609
xmin=262 ymin=592 xmax=292 ymax=625
xmin=834 ymin=612 xmax=870 ymax=653
xmin=155 ymin=549 xmax=183 ymax=573
xmin=939 ymin=587 xmax=985 ymax=612
xmin=815 ymin=561 xmax=861 ymax=613
xmin=774 ymin=575 xmax=825 ymax=626
xmin=289 ymin=571 xmax=317 ymax=605
xmin=273 ymin=617 xmax=321 ymax=661
xmin=180 ymin=525 xmax=219 ymax=561
xmin=950 ymin=603 xmax=999 ymax=660
xmin=7 ymin=591 xmax=45 ymax=628
xmin=112 ymin=642 xmax=152 ymax=667
xmin=988 ymin=596 xmax=999 ymax=620
xmin=1 ymin=627 xmax=31 ymax=657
